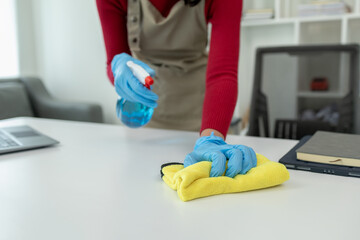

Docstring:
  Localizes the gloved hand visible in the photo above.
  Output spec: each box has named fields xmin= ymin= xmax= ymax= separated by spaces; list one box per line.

xmin=184 ymin=133 xmax=257 ymax=178
xmin=111 ymin=53 xmax=158 ymax=108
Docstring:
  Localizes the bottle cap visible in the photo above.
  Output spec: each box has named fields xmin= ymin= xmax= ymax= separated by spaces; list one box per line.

xmin=145 ymin=76 xmax=154 ymax=89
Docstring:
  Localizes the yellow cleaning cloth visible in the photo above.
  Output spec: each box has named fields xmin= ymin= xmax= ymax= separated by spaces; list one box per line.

xmin=161 ymin=154 xmax=289 ymax=201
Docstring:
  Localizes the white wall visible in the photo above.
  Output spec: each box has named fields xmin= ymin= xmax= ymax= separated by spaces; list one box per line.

xmin=16 ymin=0 xmax=37 ymax=76
xmin=0 ymin=0 xmax=19 ymax=77
xmin=17 ymin=0 xmax=118 ymax=124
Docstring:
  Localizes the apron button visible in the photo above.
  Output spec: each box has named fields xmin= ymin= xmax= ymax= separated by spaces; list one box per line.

xmin=132 ymin=38 xmax=138 ymax=43
xmin=131 ymin=16 xmax=138 ymax=23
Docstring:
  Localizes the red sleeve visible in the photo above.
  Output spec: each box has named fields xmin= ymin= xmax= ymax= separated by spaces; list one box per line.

xmin=96 ymin=0 xmax=130 ymax=85
xmin=201 ymin=0 xmax=243 ymax=137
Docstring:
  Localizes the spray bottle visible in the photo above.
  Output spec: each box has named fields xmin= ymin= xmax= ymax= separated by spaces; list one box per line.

xmin=116 ymin=61 xmax=155 ymax=128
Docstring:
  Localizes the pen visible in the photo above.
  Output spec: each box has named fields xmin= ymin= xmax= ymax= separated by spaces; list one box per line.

xmin=126 ymin=61 xmax=154 ymax=89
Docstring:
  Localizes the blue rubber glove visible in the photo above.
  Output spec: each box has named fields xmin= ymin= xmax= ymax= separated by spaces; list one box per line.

xmin=111 ymin=53 xmax=158 ymax=108
xmin=184 ymin=133 xmax=257 ymax=178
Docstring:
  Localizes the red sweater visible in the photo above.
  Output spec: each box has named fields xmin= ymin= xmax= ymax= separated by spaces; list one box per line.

xmin=96 ymin=0 xmax=242 ymax=137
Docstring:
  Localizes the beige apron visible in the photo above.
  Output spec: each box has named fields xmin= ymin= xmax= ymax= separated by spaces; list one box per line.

xmin=127 ymin=0 xmax=208 ymax=131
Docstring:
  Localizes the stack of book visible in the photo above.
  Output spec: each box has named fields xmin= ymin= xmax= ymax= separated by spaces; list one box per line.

xmin=298 ymin=1 xmax=351 ymax=17
xmin=243 ymin=9 xmax=274 ymax=21
xmin=279 ymin=131 xmax=360 ymax=178
xmin=296 ymin=131 xmax=360 ymax=168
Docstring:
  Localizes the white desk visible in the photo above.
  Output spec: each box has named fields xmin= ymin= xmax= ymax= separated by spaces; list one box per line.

xmin=0 ymin=117 xmax=359 ymax=240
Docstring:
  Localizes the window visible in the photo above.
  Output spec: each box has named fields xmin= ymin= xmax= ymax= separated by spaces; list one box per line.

xmin=0 ymin=0 xmax=19 ymax=78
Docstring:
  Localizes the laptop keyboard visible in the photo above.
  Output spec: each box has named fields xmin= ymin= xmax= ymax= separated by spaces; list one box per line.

xmin=0 ymin=131 xmax=21 ymax=149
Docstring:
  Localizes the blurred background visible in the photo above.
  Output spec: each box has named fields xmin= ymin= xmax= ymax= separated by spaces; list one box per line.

xmin=1 ymin=0 xmax=359 ymax=136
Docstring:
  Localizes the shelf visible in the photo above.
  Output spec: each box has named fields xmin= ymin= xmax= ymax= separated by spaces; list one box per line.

xmin=344 ymin=13 xmax=360 ymax=19
xmin=241 ymin=13 xmax=360 ymax=27
xmin=241 ymin=18 xmax=295 ymax=27
xmin=238 ymin=0 xmax=360 ymax=131
xmin=297 ymin=15 xmax=344 ymax=23
xmin=297 ymin=91 xmax=347 ymax=98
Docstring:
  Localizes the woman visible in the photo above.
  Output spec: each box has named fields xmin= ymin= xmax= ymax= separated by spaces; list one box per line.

xmin=97 ymin=0 xmax=257 ymax=177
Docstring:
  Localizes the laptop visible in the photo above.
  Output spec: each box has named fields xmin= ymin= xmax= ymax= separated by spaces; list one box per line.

xmin=279 ymin=135 xmax=360 ymax=178
xmin=0 ymin=125 xmax=59 ymax=155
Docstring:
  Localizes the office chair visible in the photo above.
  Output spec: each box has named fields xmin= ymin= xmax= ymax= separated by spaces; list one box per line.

xmin=247 ymin=44 xmax=359 ymax=140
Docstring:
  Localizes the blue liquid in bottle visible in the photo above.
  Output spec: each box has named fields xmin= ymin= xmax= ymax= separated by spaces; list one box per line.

xmin=116 ymin=98 xmax=154 ymax=128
